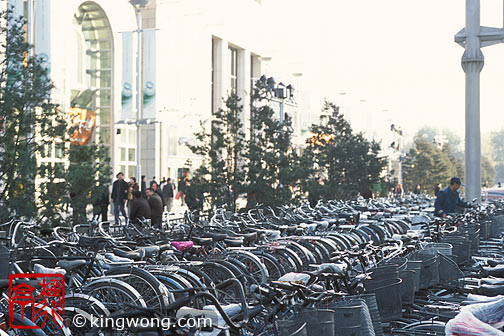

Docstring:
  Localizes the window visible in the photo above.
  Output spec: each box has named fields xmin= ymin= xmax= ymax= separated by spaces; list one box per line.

xmin=128 ymin=129 xmax=136 ymax=146
xmin=128 ymin=165 xmax=136 ymax=179
xmin=229 ymin=47 xmax=238 ymax=92
xmin=55 ymin=143 xmax=65 ymax=159
xmin=120 ymin=148 xmax=126 ymax=161
xmin=128 ymin=148 xmax=135 ymax=162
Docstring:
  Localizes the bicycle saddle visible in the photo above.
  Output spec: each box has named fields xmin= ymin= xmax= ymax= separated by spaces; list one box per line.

xmin=140 ymin=245 xmax=160 ymax=257
xmin=170 ymin=241 xmax=194 ymax=252
xmin=202 ymin=232 xmax=228 ymax=242
xmin=113 ymin=248 xmax=143 ymax=261
xmin=483 ymin=265 xmax=504 ymax=278
xmin=224 ymin=239 xmax=243 ymax=247
xmin=191 ymin=237 xmax=213 ymax=246
xmin=475 ymin=284 xmax=504 ymax=296
xmin=78 ymin=236 xmax=111 ymax=248
xmin=55 ymin=260 xmax=86 ymax=272
xmin=33 ymin=263 xmax=66 ymax=275
xmin=480 ymin=278 xmax=504 ymax=286
xmin=233 ymin=232 xmax=257 ymax=242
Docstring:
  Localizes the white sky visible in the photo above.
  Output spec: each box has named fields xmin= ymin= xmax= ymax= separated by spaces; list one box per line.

xmin=262 ymin=0 xmax=504 ymax=139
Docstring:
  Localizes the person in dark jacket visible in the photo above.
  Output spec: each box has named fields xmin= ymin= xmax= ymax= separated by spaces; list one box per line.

xmin=185 ymin=180 xmax=203 ymax=221
xmin=111 ymin=172 xmax=129 ymax=223
xmin=308 ymin=177 xmax=323 ymax=208
xmin=141 ymin=175 xmax=147 ymax=198
xmin=434 ymin=183 xmax=442 ymax=197
xmin=162 ymin=178 xmax=175 ymax=212
xmin=129 ymin=191 xmax=151 ymax=224
xmin=146 ymin=188 xmax=163 ymax=228
xmin=93 ymin=186 xmax=110 ymax=222
xmin=152 ymin=182 xmax=165 ymax=208
xmin=434 ymin=177 xmax=475 ymax=217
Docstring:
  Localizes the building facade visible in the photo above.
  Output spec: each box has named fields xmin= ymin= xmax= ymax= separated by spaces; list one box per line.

xmin=8 ymin=0 xmax=289 ymax=182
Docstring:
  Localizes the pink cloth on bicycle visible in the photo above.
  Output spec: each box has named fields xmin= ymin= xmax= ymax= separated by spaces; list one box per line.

xmin=170 ymin=241 xmax=194 ymax=252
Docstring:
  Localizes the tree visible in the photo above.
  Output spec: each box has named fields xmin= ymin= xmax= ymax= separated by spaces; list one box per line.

xmin=246 ymin=80 xmax=304 ymax=207
xmin=302 ymin=101 xmax=387 ymax=200
xmin=189 ymin=92 xmax=246 ymax=212
xmin=403 ymin=137 xmax=455 ymax=194
xmin=0 ymin=9 xmax=66 ymax=221
xmin=490 ymin=130 xmax=504 ymax=183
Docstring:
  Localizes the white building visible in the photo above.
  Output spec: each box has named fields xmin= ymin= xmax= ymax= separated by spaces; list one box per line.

xmin=8 ymin=0 xmax=298 ymax=182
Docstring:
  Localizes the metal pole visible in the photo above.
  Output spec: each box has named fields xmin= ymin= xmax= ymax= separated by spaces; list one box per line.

xmin=135 ymin=7 xmax=142 ymax=180
xmin=279 ymin=99 xmax=284 ymax=124
xmin=462 ymin=0 xmax=483 ymax=202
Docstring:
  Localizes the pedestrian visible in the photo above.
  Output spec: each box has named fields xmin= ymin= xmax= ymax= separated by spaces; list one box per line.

xmin=434 ymin=183 xmax=442 ymax=196
xmin=185 ymin=180 xmax=203 ymax=219
xmin=308 ymin=176 xmax=323 ymax=208
xmin=159 ymin=177 xmax=166 ymax=190
xmin=146 ymin=187 xmax=163 ymax=228
xmin=498 ymin=182 xmax=502 ymax=188
xmin=93 ymin=185 xmax=109 ymax=222
xmin=162 ymin=178 xmax=175 ymax=212
xmin=177 ymin=177 xmax=187 ymax=206
xmin=141 ymin=175 xmax=147 ymax=198
xmin=395 ymin=183 xmax=404 ymax=198
xmin=152 ymin=182 xmax=165 ymax=208
xmin=150 ymin=176 xmax=157 ymax=188
xmin=360 ymin=185 xmax=373 ymax=200
xmin=111 ymin=172 xmax=129 ymax=224
xmin=413 ymin=184 xmax=421 ymax=195
xmin=434 ymin=177 xmax=477 ymax=218
xmin=129 ymin=190 xmax=151 ymax=224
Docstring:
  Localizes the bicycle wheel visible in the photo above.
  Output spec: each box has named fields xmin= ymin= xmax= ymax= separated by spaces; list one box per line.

xmin=3 ymin=313 xmax=48 ymax=336
xmin=104 ymin=265 xmax=172 ymax=310
xmin=64 ymin=293 xmax=110 ymax=336
xmin=83 ymin=278 xmax=147 ymax=313
xmin=227 ymin=251 xmax=269 ymax=284
xmin=253 ymin=251 xmax=285 ymax=281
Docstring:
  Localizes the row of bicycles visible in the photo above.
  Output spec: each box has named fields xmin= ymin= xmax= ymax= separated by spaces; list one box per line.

xmin=0 ymin=195 xmax=503 ymax=335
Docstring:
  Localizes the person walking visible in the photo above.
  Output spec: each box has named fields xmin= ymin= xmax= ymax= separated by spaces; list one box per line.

xmin=150 ymin=176 xmax=157 ymax=188
xmin=394 ymin=183 xmax=404 ymax=198
xmin=146 ymin=188 xmax=163 ymax=228
xmin=185 ymin=180 xmax=203 ymax=215
xmin=308 ymin=176 xmax=323 ymax=208
xmin=141 ymin=175 xmax=147 ymax=198
xmin=177 ymin=177 xmax=187 ymax=206
xmin=129 ymin=191 xmax=151 ymax=224
xmin=93 ymin=185 xmax=109 ymax=222
xmin=162 ymin=178 xmax=175 ymax=212
xmin=413 ymin=184 xmax=421 ymax=195
xmin=152 ymin=182 xmax=165 ymax=209
xmin=111 ymin=172 xmax=129 ymax=223
xmin=434 ymin=183 xmax=442 ymax=197
xmin=434 ymin=177 xmax=476 ymax=218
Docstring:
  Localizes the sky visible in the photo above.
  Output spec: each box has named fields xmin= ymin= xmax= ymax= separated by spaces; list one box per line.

xmin=262 ymin=0 xmax=504 ymax=141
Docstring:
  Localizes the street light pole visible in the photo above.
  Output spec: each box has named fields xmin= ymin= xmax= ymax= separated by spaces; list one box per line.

xmin=135 ymin=6 xmax=142 ymax=181
xmin=130 ymin=0 xmax=150 ymax=180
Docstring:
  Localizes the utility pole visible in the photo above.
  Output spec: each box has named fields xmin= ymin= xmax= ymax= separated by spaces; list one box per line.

xmin=455 ymin=0 xmax=504 ymax=201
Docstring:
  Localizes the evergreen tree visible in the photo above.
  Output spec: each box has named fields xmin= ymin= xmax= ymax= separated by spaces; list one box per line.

xmin=302 ymin=101 xmax=387 ymax=200
xmin=189 ymin=92 xmax=246 ymax=211
xmin=246 ymin=80 xmax=304 ymax=207
xmin=0 ymin=9 xmax=66 ymax=221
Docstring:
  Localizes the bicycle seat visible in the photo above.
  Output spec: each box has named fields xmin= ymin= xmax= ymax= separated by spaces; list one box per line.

xmin=224 ymin=239 xmax=243 ymax=247
xmin=140 ymin=246 xmax=160 ymax=258
xmin=0 ymin=279 xmax=8 ymax=290
xmin=33 ymin=263 xmax=66 ymax=275
xmin=113 ymin=248 xmax=142 ymax=261
xmin=475 ymin=284 xmax=504 ymax=296
xmin=480 ymin=278 xmax=504 ymax=286
xmin=78 ymin=236 xmax=110 ymax=248
xmin=234 ymin=232 xmax=257 ymax=242
xmin=286 ymin=226 xmax=297 ymax=234
xmin=56 ymin=259 xmax=87 ymax=272
xmin=170 ymin=241 xmax=194 ymax=252
xmin=192 ymin=237 xmax=213 ymax=246
xmin=483 ymin=265 xmax=504 ymax=278
xmin=202 ymin=232 xmax=228 ymax=242
xmin=159 ymin=243 xmax=172 ymax=253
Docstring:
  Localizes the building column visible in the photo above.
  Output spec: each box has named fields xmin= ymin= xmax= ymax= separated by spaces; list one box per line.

xmin=461 ymin=0 xmax=483 ymax=202
xmin=238 ymin=49 xmax=250 ymax=135
xmin=212 ymin=37 xmax=230 ymax=114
